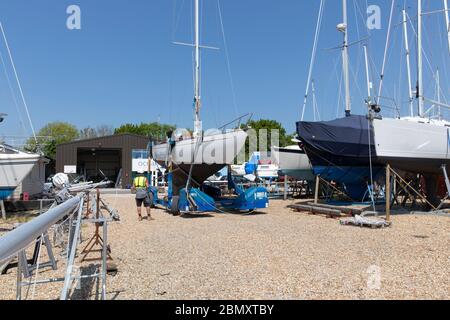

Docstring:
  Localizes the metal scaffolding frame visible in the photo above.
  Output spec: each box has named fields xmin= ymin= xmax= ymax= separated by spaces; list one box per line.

xmin=0 ymin=188 xmax=116 ymax=300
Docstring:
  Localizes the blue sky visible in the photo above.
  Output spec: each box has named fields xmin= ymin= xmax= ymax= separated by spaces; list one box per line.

xmin=0 ymin=0 xmax=449 ymax=144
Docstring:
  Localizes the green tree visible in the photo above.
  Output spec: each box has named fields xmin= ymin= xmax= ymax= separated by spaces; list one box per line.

xmin=114 ymin=122 xmax=176 ymax=141
xmin=25 ymin=122 xmax=79 ymax=159
xmin=244 ymin=119 xmax=293 ymax=148
xmin=238 ymin=119 xmax=294 ymax=161
xmin=79 ymin=125 xmax=114 ymax=139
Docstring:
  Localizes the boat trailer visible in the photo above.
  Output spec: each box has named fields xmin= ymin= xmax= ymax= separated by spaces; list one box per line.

xmin=149 ymin=167 xmax=269 ymax=214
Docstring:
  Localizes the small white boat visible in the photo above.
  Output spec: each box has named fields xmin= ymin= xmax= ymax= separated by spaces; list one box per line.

xmin=0 ymin=144 xmax=40 ymax=199
xmin=256 ymin=164 xmax=279 ymax=179
xmin=271 ymin=145 xmax=314 ymax=181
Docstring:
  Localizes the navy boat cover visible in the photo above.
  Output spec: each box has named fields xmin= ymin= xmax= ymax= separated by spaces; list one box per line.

xmin=296 ymin=115 xmax=376 ymax=162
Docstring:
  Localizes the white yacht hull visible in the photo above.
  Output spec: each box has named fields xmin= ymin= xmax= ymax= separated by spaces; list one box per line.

xmin=152 ymin=130 xmax=247 ymax=194
xmin=373 ymin=117 xmax=450 ymax=174
xmin=0 ymin=150 xmax=40 ymax=199
xmin=271 ymin=146 xmax=314 ymax=181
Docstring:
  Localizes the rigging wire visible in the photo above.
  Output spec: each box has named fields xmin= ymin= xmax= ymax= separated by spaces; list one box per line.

xmin=0 ymin=51 xmax=27 ymax=136
xmin=407 ymin=12 xmax=449 ymax=106
xmin=217 ymin=0 xmax=239 ymax=119
xmin=0 ymin=22 xmax=37 ymax=145
xmin=301 ymin=0 xmax=325 ymax=121
xmin=377 ymin=0 xmax=396 ymax=106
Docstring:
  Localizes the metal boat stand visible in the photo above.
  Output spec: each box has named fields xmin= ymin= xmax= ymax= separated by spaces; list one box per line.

xmin=80 ymin=189 xmax=113 ymax=263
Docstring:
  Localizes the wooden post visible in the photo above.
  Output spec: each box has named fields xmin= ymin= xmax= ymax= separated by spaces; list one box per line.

xmin=386 ymin=164 xmax=391 ymax=222
xmin=1 ymin=200 xmax=6 ymax=220
xmin=314 ymin=176 xmax=320 ymax=205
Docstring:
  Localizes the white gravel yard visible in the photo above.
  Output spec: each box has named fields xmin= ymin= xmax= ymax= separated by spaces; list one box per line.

xmin=0 ymin=194 xmax=449 ymax=300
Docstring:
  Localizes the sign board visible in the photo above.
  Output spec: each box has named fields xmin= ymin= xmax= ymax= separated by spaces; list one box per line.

xmin=132 ymin=159 xmax=158 ymax=173
xmin=64 ymin=165 xmax=77 ymax=174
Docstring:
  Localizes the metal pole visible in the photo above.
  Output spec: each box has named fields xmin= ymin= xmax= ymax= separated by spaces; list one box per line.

xmin=386 ymin=164 xmax=391 ymax=222
xmin=437 ymin=69 xmax=441 ymax=120
xmin=0 ymin=195 xmax=83 ymax=265
xmin=363 ymin=45 xmax=372 ymax=102
xmin=60 ymin=197 xmax=84 ymax=300
xmin=101 ymin=221 xmax=107 ymax=300
xmin=16 ymin=251 xmax=22 ymax=300
xmin=341 ymin=0 xmax=352 ymax=116
xmin=444 ymin=0 xmax=450 ymax=54
xmin=193 ymin=0 xmax=201 ymax=136
xmin=418 ymin=0 xmax=425 ymax=117
xmin=403 ymin=9 xmax=414 ymax=117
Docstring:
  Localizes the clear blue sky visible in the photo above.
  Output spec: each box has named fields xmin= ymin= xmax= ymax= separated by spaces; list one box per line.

xmin=0 ymin=0 xmax=449 ymax=144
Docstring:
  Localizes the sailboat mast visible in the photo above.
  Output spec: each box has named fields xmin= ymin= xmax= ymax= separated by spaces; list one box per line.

xmin=445 ymin=0 xmax=450 ymax=54
xmin=194 ymin=0 xmax=201 ymax=136
xmin=402 ymin=9 xmax=414 ymax=117
xmin=363 ymin=45 xmax=372 ymax=102
xmin=417 ymin=0 xmax=425 ymax=117
xmin=437 ymin=69 xmax=442 ymax=120
xmin=341 ymin=0 xmax=351 ymax=116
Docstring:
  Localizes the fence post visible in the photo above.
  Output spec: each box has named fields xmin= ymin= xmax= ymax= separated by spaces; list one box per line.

xmin=386 ymin=164 xmax=391 ymax=222
xmin=314 ymin=176 xmax=320 ymax=205
xmin=1 ymin=200 xmax=6 ymax=220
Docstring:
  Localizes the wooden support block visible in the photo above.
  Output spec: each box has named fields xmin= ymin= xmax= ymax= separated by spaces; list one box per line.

xmin=1 ymin=200 xmax=6 ymax=220
xmin=314 ymin=176 xmax=320 ymax=204
xmin=386 ymin=164 xmax=391 ymax=222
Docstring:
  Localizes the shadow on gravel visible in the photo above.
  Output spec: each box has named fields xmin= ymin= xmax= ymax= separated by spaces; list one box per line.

xmin=70 ymin=264 xmax=100 ymax=300
xmin=179 ymin=213 xmax=214 ymax=219
xmin=225 ymin=211 xmax=268 ymax=217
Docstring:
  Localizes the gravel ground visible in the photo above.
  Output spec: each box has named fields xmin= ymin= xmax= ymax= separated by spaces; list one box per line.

xmin=0 ymin=194 xmax=449 ymax=300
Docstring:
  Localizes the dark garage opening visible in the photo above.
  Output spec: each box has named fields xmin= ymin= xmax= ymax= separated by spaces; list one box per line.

xmin=77 ymin=148 xmax=122 ymax=183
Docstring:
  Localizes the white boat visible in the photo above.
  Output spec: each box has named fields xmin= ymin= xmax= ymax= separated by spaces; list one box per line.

xmin=271 ymin=145 xmax=314 ymax=181
xmin=151 ymin=0 xmax=247 ymax=195
xmin=230 ymin=164 xmax=246 ymax=176
xmin=0 ymin=144 xmax=40 ymax=200
xmin=256 ymin=164 xmax=279 ymax=179
xmin=296 ymin=0 xmax=450 ymax=202
xmin=152 ymin=130 xmax=247 ymax=193
xmin=373 ymin=117 xmax=450 ymax=174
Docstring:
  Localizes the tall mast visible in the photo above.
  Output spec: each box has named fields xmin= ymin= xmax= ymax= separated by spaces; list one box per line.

xmin=363 ymin=45 xmax=372 ymax=103
xmin=402 ymin=9 xmax=414 ymax=117
xmin=437 ymin=69 xmax=442 ymax=120
xmin=194 ymin=0 xmax=201 ymax=136
xmin=417 ymin=0 xmax=424 ymax=117
xmin=340 ymin=0 xmax=352 ymax=116
xmin=445 ymin=0 xmax=450 ymax=54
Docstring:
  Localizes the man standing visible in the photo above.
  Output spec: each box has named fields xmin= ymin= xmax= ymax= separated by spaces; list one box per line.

xmin=133 ymin=174 xmax=153 ymax=221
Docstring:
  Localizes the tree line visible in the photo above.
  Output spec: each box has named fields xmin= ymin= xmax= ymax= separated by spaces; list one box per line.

xmin=25 ymin=120 xmax=294 ymax=159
